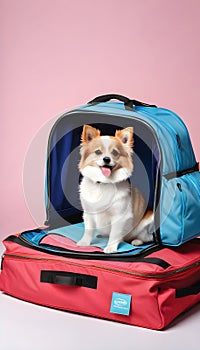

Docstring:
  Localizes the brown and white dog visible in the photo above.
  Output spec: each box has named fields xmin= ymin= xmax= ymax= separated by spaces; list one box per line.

xmin=77 ymin=125 xmax=154 ymax=253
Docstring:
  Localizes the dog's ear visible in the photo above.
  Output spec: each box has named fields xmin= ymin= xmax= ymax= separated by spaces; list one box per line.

xmin=115 ymin=127 xmax=134 ymax=147
xmin=81 ymin=125 xmax=101 ymax=143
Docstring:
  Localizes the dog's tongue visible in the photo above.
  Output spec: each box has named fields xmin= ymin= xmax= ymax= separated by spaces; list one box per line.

xmin=100 ymin=166 xmax=111 ymax=177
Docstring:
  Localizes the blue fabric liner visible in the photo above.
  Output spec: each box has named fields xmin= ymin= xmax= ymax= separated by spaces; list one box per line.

xmin=21 ymin=224 xmax=154 ymax=256
xmin=48 ymin=223 xmax=153 ymax=253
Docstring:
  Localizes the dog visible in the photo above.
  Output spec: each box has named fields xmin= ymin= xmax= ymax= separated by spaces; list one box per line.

xmin=77 ymin=124 xmax=154 ymax=253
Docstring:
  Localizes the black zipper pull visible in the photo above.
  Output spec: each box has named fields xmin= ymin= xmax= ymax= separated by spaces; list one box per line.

xmin=177 ymin=183 xmax=182 ymax=192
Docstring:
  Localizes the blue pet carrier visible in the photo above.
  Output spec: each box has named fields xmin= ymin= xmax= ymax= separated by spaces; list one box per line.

xmin=41 ymin=94 xmax=200 ymax=253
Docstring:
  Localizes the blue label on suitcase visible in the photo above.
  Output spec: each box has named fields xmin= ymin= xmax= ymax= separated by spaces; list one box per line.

xmin=110 ymin=292 xmax=132 ymax=316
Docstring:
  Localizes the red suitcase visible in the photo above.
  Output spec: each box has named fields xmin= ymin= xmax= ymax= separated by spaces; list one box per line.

xmin=0 ymin=229 xmax=199 ymax=330
xmin=1 ymin=96 xmax=200 ymax=330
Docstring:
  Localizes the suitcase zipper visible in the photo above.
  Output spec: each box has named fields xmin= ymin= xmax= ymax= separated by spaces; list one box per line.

xmin=3 ymin=253 xmax=200 ymax=280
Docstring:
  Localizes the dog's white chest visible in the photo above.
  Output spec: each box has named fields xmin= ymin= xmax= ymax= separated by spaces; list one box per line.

xmin=80 ymin=179 xmax=115 ymax=212
xmin=80 ymin=178 xmax=131 ymax=215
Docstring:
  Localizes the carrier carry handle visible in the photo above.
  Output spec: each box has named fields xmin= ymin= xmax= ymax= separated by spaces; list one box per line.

xmin=40 ymin=270 xmax=97 ymax=289
xmin=88 ymin=94 xmax=157 ymax=109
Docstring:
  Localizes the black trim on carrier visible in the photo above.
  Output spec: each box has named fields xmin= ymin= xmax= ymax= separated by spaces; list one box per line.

xmin=4 ymin=234 xmax=170 ymax=267
xmin=164 ymin=163 xmax=199 ymax=180
xmin=192 ymin=238 xmax=200 ymax=244
xmin=153 ymin=167 xmax=162 ymax=246
xmin=40 ymin=270 xmax=98 ymax=289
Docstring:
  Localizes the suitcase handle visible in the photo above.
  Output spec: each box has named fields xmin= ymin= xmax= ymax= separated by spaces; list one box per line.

xmin=88 ymin=94 xmax=156 ymax=109
xmin=40 ymin=270 xmax=98 ymax=289
xmin=176 ymin=280 xmax=200 ymax=298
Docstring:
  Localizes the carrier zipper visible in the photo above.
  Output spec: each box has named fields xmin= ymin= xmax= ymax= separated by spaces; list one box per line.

xmin=15 ymin=233 xmax=162 ymax=263
xmin=3 ymin=253 xmax=200 ymax=280
xmin=137 ymin=109 xmax=181 ymax=170
xmin=159 ymin=121 xmax=180 ymax=168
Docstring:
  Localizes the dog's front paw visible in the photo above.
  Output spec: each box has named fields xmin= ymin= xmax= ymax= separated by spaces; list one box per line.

xmin=131 ymin=238 xmax=143 ymax=246
xmin=77 ymin=238 xmax=91 ymax=247
xmin=104 ymin=243 xmax=118 ymax=254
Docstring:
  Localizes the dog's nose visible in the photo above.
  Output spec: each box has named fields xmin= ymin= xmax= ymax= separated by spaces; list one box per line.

xmin=103 ymin=157 xmax=111 ymax=164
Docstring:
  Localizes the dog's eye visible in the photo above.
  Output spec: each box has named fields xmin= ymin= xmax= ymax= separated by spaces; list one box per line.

xmin=95 ymin=149 xmax=102 ymax=155
xmin=112 ymin=149 xmax=119 ymax=157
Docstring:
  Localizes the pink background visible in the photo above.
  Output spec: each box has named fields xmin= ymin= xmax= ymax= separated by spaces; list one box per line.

xmin=1 ymin=0 xmax=200 ymax=240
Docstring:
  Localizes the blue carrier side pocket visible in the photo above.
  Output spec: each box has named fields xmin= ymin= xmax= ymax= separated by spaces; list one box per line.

xmin=160 ymin=171 xmax=200 ymax=245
